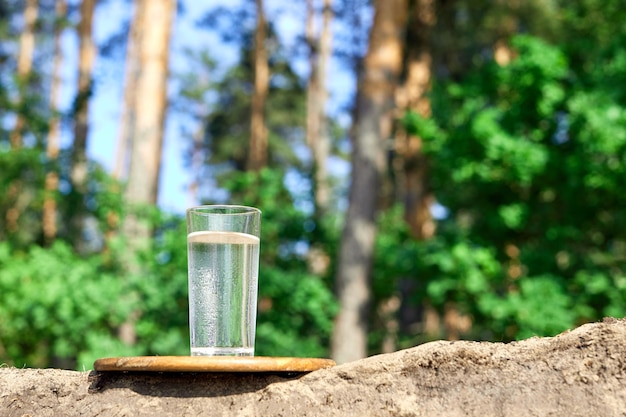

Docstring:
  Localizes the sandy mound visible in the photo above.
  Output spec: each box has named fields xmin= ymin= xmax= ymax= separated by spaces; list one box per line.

xmin=2 ymin=317 xmax=625 ymax=416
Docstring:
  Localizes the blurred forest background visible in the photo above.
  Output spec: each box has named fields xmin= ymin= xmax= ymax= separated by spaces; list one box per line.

xmin=1 ymin=0 xmax=626 ymax=369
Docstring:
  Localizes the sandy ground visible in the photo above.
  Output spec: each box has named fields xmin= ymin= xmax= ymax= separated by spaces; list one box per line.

xmin=1 ymin=317 xmax=626 ymax=416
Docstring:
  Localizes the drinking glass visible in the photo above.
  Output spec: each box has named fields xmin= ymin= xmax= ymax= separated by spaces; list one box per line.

xmin=186 ymin=205 xmax=261 ymax=356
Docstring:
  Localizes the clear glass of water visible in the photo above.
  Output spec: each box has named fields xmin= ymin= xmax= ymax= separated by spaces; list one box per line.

xmin=186 ymin=205 xmax=261 ymax=356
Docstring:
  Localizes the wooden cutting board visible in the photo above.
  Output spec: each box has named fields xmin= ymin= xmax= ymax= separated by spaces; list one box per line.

xmin=93 ymin=356 xmax=336 ymax=373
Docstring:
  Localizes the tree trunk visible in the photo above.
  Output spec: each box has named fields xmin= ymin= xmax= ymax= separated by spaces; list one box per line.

xmin=123 ymin=0 xmax=175 ymax=210
xmin=68 ymin=0 xmax=96 ymax=250
xmin=248 ymin=0 xmax=269 ymax=172
xmin=108 ymin=0 xmax=144 ymax=247
xmin=395 ymin=0 xmax=436 ymax=240
xmin=43 ymin=0 xmax=67 ymax=245
xmin=120 ymin=0 xmax=175 ymax=346
xmin=9 ymin=0 xmax=38 ymax=149
xmin=316 ymin=0 xmax=333 ymax=211
xmin=114 ymin=0 xmax=144 ymax=181
xmin=305 ymin=0 xmax=334 ymax=277
xmin=331 ymin=0 xmax=408 ymax=364
xmin=5 ymin=0 xmax=38 ymax=233
xmin=306 ymin=0 xmax=319 ymax=157
xmin=306 ymin=0 xmax=333 ymax=216
xmin=391 ymin=0 xmax=440 ymax=347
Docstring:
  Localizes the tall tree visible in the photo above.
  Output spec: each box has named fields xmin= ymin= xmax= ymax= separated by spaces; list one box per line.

xmin=5 ymin=0 xmax=39 ymax=234
xmin=119 ymin=0 xmax=175 ymax=346
xmin=304 ymin=0 xmax=334 ymax=278
xmin=390 ymin=0 xmax=439 ymax=344
xmin=110 ymin=1 xmax=143 ymax=244
xmin=395 ymin=0 xmax=436 ymax=240
xmin=68 ymin=0 xmax=96 ymax=249
xmin=306 ymin=0 xmax=334 ymax=216
xmin=123 ymin=0 xmax=175 ymax=214
xmin=43 ymin=0 xmax=67 ymax=245
xmin=331 ymin=0 xmax=408 ymax=364
xmin=9 ymin=0 xmax=38 ymax=149
xmin=248 ymin=0 xmax=269 ymax=171
xmin=114 ymin=3 xmax=143 ymax=181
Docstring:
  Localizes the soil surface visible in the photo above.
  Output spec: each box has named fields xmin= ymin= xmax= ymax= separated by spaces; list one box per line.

xmin=2 ymin=317 xmax=626 ymax=416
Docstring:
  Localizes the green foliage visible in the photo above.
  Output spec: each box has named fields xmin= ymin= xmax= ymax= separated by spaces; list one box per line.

xmin=0 ymin=200 xmax=194 ymax=368
xmin=0 ymin=147 xmax=46 ymax=248
xmin=0 ymin=165 xmax=337 ymax=367
xmin=402 ymin=34 xmax=626 ymax=341
xmin=373 ymin=206 xmax=421 ymax=302
xmin=256 ymin=267 xmax=337 ymax=357
xmin=0 ymin=241 xmax=126 ymax=367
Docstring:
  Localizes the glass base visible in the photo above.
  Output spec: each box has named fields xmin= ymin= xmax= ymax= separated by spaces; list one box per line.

xmin=191 ymin=347 xmax=254 ymax=356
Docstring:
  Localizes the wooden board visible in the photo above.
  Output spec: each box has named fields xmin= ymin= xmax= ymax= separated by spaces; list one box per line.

xmin=93 ymin=356 xmax=336 ymax=373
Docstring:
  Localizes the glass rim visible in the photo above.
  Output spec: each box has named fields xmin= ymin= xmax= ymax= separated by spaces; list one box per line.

xmin=186 ymin=205 xmax=261 ymax=216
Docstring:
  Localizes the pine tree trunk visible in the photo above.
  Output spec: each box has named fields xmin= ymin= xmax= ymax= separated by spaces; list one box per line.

xmin=389 ymin=0 xmax=437 ymax=348
xmin=248 ymin=0 xmax=269 ymax=172
xmin=9 ymin=0 xmax=38 ymax=149
xmin=5 ymin=0 xmax=38 ymax=233
xmin=305 ymin=0 xmax=334 ymax=276
xmin=43 ymin=0 xmax=67 ymax=245
xmin=68 ymin=0 xmax=96 ymax=250
xmin=120 ymin=0 xmax=175 ymax=346
xmin=123 ymin=0 xmax=175 ymax=209
xmin=108 ymin=0 xmax=144 ymax=247
xmin=316 ymin=0 xmax=332 ymax=211
xmin=114 ymin=0 xmax=144 ymax=181
xmin=395 ymin=0 xmax=436 ymax=240
xmin=306 ymin=0 xmax=333 ymax=216
xmin=306 ymin=0 xmax=319 ymax=154
xmin=331 ymin=0 xmax=408 ymax=364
